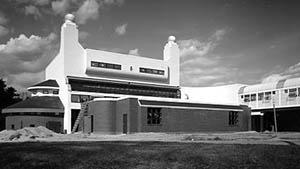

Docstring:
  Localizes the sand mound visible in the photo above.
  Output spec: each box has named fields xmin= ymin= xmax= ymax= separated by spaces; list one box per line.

xmin=0 ymin=126 xmax=58 ymax=141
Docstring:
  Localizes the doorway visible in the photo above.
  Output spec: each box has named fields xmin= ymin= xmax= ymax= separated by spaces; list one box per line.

xmin=123 ymin=114 xmax=128 ymax=134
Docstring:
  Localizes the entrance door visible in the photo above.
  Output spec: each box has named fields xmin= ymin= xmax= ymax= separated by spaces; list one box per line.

xmin=123 ymin=114 xmax=128 ymax=134
xmin=71 ymin=109 xmax=80 ymax=132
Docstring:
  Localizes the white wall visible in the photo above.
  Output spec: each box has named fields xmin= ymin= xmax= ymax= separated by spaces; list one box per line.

xmin=181 ymin=84 xmax=245 ymax=105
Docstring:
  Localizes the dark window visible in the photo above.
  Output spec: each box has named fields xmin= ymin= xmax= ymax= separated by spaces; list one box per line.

xmin=244 ymin=95 xmax=250 ymax=102
xmin=91 ymin=61 xmax=98 ymax=67
xmin=139 ymin=67 xmax=165 ymax=75
xmin=53 ymin=90 xmax=59 ymax=94
xmin=250 ymin=94 xmax=256 ymax=101
xmin=272 ymin=91 xmax=276 ymax=95
xmin=11 ymin=124 xmax=15 ymax=130
xmin=91 ymin=61 xmax=121 ymax=70
xmin=241 ymin=95 xmax=243 ymax=99
xmin=30 ymin=124 xmax=35 ymax=127
xmin=71 ymin=94 xmax=80 ymax=103
xmin=229 ymin=111 xmax=239 ymax=126
xmin=43 ymin=90 xmax=49 ymax=94
xmin=258 ymin=93 xmax=264 ymax=101
xmin=31 ymin=90 xmax=37 ymax=94
xmin=298 ymin=88 xmax=300 ymax=97
xmin=288 ymin=88 xmax=297 ymax=97
xmin=147 ymin=108 xmax=162 ymax=125
xmin=285 ymin=89 xmax=288 ymax=93
xmin=71 ymin=94 xmax=91 ymax=103
xmin=265 ymin=92 xmax=271 ymax=100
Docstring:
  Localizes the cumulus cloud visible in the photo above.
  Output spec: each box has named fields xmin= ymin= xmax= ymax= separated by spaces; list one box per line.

xmin=115 ymin=23 xmax=127 ymax=35
xmin=179 ymin=29 xmax=232 ymax=86
xmin=0 ymin=33 xmax=59 ymax=89
xmin=0 ymin=25 xmax=9 ymax=37
xmin=24 ymin=5 xmax=42 ymax=20
xmin=75 ymin=0 xmax=100 ymax=25
xmin=51 ymin=0 xmax=70 ymax=16
xmin=0 ymin=12 xmax=8 ymax=25
xmin=261 ymin=62 xmax=300 ymax=83
xmin=128 ymin=48 xmax=139 ymax=56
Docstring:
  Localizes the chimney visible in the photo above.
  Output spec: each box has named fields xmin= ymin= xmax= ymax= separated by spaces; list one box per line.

xmin=163 ymin=36 xmax=180 ymax=86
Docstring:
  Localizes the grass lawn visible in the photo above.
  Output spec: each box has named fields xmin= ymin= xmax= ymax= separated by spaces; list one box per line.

xmin=0 ymin=141 xmax=299 ymax=169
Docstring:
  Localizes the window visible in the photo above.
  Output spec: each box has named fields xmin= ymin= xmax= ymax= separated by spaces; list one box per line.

xmin=250 ymin=94 xmax=256 ymax=101
xmin=272 ymin=91 xmax=276 ymax=95
xmin=139 ymin=67 xmax=165 ymax=76
xmin=285 ymin=89 xmax=288 ymax=93
xmin=30 ymin=124 xmax=35 ymax=127
xmin=31 ymin=90 xmax=37 ymax=94
xmin=265 ymin=92 xmax=271 ymax=100
xmin=288 ymin=88 xmax=297 ymax=97
xmin=71 ymin=94 xmax=90 ymax=103
xmin=258 ymin=93 xmax=264 ymax=101
xmin=53 ymin=90 xmax=59 ymax=94
xmin=244 ymin=95 xmax=250 ymax=102
xmin=241 ymin=95 xmax=243 ymax=99
xmin=11 ymin=124 xmax=15 ymax=130
xmin=91 ymin=61 xmax=121 ymax=70
xmin=71 ymin=94 xmax=80 ymax=103
xmin=43 ymin=90 xmax=49 ymax=94
xmin=298 ymin=88 xmax=300 ymax=97
xmin=147 ymin=108 xmax=162 ymax=125
xmin=229 ymin=111 xmax=239 ymax=126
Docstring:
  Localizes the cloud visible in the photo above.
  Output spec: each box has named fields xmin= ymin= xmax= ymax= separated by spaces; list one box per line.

xmin=0 ymin=25 xmax=9 ymax=37
xmin=24 ymin=5 xmax=42 ymax=20
xmin=104 ymin=0 xmax=124 ymax=6
xmin=178 ymin=29 xmax=232 ymax=86
xmin=261 ymin=62 xmax=300 ymax=83
xmin=79 ymin=31 xmax=89 ymax=41
xmin=75 ymin=0 xmax=100 ymax=25
xmin=115 ymin=23 xmax=127 ymax=35
xmin=7 ymin=72 xmax=45 ymax=90
xmin=128 ymin=48 xmax=139 ymax=56
xmin=0 ymin=12 xmax=8 ymax=25
xmin=51 ymin=0 xmax=70 ymax=16
xmin=0 ymin=33 xmax=58 ymax=89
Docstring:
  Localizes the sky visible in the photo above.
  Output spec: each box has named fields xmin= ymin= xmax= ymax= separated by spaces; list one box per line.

xmin=0 ymin=0 xmax=300 ymax=90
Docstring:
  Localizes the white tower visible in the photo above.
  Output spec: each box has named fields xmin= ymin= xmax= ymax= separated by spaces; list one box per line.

xmin=163 ymin=36 xmax=180 ymax=86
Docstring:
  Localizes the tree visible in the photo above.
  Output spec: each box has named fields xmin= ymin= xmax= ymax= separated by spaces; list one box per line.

xmin=0 ymin=79 xmax=22 ymax=130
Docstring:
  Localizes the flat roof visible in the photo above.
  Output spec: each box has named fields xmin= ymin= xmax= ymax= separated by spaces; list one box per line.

xmin=138 ymin=99 xmax=244 ymax=111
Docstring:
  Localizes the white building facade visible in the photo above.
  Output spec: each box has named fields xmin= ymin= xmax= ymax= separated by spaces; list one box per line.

xmin=45 ymin=14 xmax=181 ymax=133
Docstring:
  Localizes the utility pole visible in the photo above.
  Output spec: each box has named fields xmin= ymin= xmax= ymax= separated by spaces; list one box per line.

xmin=272 ymin=94 xmax=278 ymax=133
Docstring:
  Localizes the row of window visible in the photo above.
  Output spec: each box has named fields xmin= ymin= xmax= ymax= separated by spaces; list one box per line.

xmin=71 ymin=94 xmax=92 ymax=103
xmin=146 ymin=108 xmax=239 ymax=126
xmin=31 ymin=89 xmax=59 ymax=95
xmin=140 ymin=67 xmax=165 ymax=76
xmin=241 ymin=88 xmax=300 ymax=102
xmin=91 ymin=61 xmax=122 ymax=70
xmin=91 ymin=61 xmax=165 ymax=76
xmin=69 ymin=79 xmax=181 ymax=98
xmin=284 ymin=88 xmax=300 ymax=97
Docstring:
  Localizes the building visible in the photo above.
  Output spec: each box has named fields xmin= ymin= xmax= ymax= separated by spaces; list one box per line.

xmin=82 ymin=97 xmax=250 ymax=134
xmin=2 ymin=80 xmax=64 ymax=133
xmin=2 ymin=14 xmax=252 ymax=133
xmin=182 ymin=77 xmax=300 ymax=132
xmin=238 ymin=78 xmax=300 ymax=131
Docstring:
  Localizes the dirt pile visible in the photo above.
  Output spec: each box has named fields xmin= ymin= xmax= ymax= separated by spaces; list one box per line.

xmin=0 ymin=126 xmax=58 ymax=141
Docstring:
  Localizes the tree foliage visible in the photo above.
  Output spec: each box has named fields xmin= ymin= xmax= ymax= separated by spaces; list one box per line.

xmin=0 ymin=79 xmax=22 ymax=130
